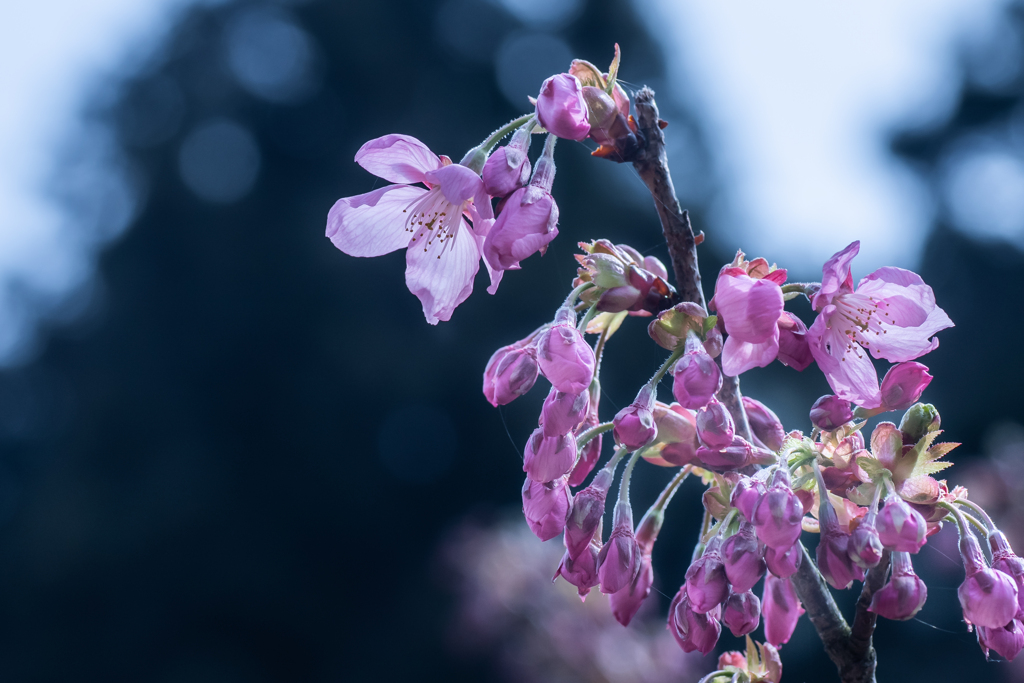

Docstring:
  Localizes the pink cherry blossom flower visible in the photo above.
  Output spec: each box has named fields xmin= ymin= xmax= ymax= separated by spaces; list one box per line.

xmin=807 ymin=241 xmax=953 ymax=407
xmin=713 ymin=263 xmax=786 ymax=376
xmin=326 ymin=134 xmax=502 ymax=324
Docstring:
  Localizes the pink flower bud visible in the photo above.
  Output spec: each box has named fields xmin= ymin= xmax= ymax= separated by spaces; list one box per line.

xmin=481 ymin=127 xmax=531 ymax=197
xmin=765 ymin=542 xmax=803 ymax=578
xmin=536 ymin=74 xmax=590 ymax=141
xmin=522 ymin=476 xmax=572 ymax=541
xmin=613 ymin=384 xmax=657 ymax=450
xmin=990 ymin=531 xmax=1024 ymax=617
xmin=697 ymin=400 xmax=735 ymax=449
xmin=742 ymin=397 xmax=786 ymax=451
xmin=541 ymin=387 xmax=589 ymax=437
xmin=696 ymin=437 xmax=761 ymax=472
xmin=762 ymin=574 xmax=805 ymax=647
xmin=686 ymin=536 xmax=730 ymax=613
xmin=537 ymin=308 xmax=596 ymax=394
xmin=816 ymin=495 xmax=866 ymax=590
xmin=809 ymin=394 xmax=853 ymax=430
xmin=868 ymin=552 xmax=927 ymax=620
xmin=668 ymin=587 xmax=722 ymax=655
xmin=731 ymin=477 xmax=766 ymax=523
xmin=554 ymin=542 xmax=599 ymax=600
xmin=718 ymin=651 xmax=747 ymax=670
xmin=722 ymin=523 xmax=767 ymax=592
xmin=597 ymin=500 xmax=640 ymax=593
xmin=643 ymin=402 xmax=699 ymax=467
xmin=568 ymin=393 xmax=602 ymax=486
xmin=849 ymin=512 xmax=884 ymax=569
xmin=879 ymin=362 xmax=932 ymax=412
xmin=672 ymin=344 xmax=723 ymax=410
xmin=482 ymin=185 xmax=559 ymax=271
xmin=876 ymin=494 xmax=926 ymax=553
xmin=563 ymin=464 xmax=614 ymax=559
xmin=978 ymin=619 xmax=1024 ymax=661
xmin=777 ymin=311 xmax=813 ymax=371
xmin=523 ymin=427 xmax=576 ymax=483
xmin=723 ymin=590 xmax=762 ymax=637
xmin=483 ymin=343 xmax=539 ymax=406
xmin=610 ymin=553 xmax=653 ymax=626
xmin=752 ymin=469 xmax=804 ymax=550
xmin=959 ymin=532 xmax=1020 ymax=629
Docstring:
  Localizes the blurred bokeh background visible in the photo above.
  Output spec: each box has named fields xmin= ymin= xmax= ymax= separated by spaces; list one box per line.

xmin=1 ymin=0 xmax=1023 ymax=680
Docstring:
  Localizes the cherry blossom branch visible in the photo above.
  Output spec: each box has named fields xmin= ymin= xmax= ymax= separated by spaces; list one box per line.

xmin=626 ymin=87 xmax=752 ymax=440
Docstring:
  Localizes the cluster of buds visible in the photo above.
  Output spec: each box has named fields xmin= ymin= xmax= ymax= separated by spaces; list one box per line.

xmin=329 ymin=40 xmax=1006 ymax=680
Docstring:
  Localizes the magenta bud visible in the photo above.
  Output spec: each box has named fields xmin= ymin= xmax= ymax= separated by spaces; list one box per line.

xmin=696 ymin=437 xmax=755 ymax=472
xmin=668 ymin=587 xmax=722 ymax=655
xmin=742 ymin=396 xmax=786 ymax=451
xmin=959 ymin=533 xmax=1020 ymax=629
xmin=522 ymin=476 xmax=572 ymax=541
xmin=731 ymin=477 xmax=766 ymax=523
xmin=645 ymin=402 xmax=699 ymax=467
xmin=481 ymin=127 xmax=531 ymax=197
xmin=696 ymin=400 xmax=735 ymax=449
xmin=671 ymin=345 xmax=723 ymax=410
xmin=765 ymin=542 xmax=803 ymax=578
xmin=978 ymin=619 xmax=1024 ymax=661
xmin=483 ymin=185 xmax=559 ymax=271
xmin=613 ymin=384 xmax=658 ymax=450
xmin=849 ymin=513 xmax=884 ymax=569
xmin=536 ymin=73 xmax=590 ymax=141
xmin=537 ymin=308 xmax=596 ymax=394
xmin=722 ymin=523 xmax=767 ymax=592
xmin=762 ymin=574 xmax=805 ymax=647
xmin=879 ymin=362 xmax=932 ymax=412
xmin=722 ymin=590 xmax=762 ymax=637
xmin=523 ymin=427 xmax=577 ymax=483
xmin=868 ymin=552 xmax=927 ymax=621
xmin=483 ymin=343 xmax=539 ymax=406
xmin=990 ymin=531 xmax=1024 ymax=617
xmin=610 ymin=553 xmax=654 ymax=626
xmin=554 ymin=542 xmax=600 ymax=600
xmin=686 ymin=536 xmax=730 ymax=613
xmin=563 ymin=465 xmax=613 ymax=559
xmin=752 ymin=469 xmax=804 ymax=550
xmin=541 ymin=387 xmax=589 ymax=437
xmin=817 ymin=525 xmax=865 ymax=590
xmin=876 ymin=494 xmax=926 ymax=553
xmin=809 ymin=394 xmax=854 ymax=430
xmin=597 ymin=500 xmax=640 ymax=594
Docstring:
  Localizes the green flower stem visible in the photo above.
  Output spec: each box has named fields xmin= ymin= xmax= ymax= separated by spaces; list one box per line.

xmin=650 ymin=344 xmax=687 ymax=387
xmin=575 ymin=421 xmax=614 ymax=451
xmin=460 ymin=113 xmax=536 ymax=172
xmin=955 ymin=498 xmax=995 ymax=531
xmin=577 ymin=304 xmax=599 ymax=332
xmin=618 ymin=449 xmax=643 ymax=503
xmin=563 ymin=282 xmax=595 ymax=308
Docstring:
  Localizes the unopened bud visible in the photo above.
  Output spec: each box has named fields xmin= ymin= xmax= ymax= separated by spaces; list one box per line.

xmin=959 ymin=532 xmax=1020 ymax=629
xmin=686 ymin=536 xmax=730 ymax=613
xmin=483 ymin=343 xmax=539 ymax=406
xmin=536 ymin=74 xmax=590 ymax=141
xmin=809 ymin=394 xmax=853 ymax=430
xmin=564 ymin=465 xmax=614 ymax=559
xmin=898 ymin=402 xmax=940 ymax=443
xmin=752 ymin=469 xmax=804 ymax=550
xmin=722 ymin=590 xmax=761 ymax=637
xmin=597 ymin=500 xmax=640 ymax=593
xmin=668 ymin=588 xmax=722 ymax=655
xmin=978 ymin=619 xmax=1024 ymax=661
xmin=879 ymin=362 xmax=932 ymax=412
xmin=762 ymin=574 xmax=804 ymax=647
xmin=849 ymin=512 xmax=884 ymax=569
xmin=541 ymin=387 xmax=589 ymax=437
xmin=481 ymin=125 xmax=532 ymax=197
xmin=868 ymin=551 xmax=927 ymax=621
xmin=765 ymin=542 xmax=803 ymax=578
xmin=537 ymin=308 xmax=596 ymax=394
xmin=672 ymin=342 xmax=723 ymax=410
xmin=722 ymin=523 xmax=767 ymax=592
xmin=522 ymin=476 xmax=572 ymax=541
xmin=876 ymin=494 xmax=926 ymax=553
xmin=523 ymin=427 xmax=577 ymax=483
xmin=731 ymin=477 xmax=766 ymax=523
xmin=743 ymin=396 xmax=786 ymax=451
xmin=554 ymin=542 xmax=599 ymax=600
xmin=613 ymin=384 xmax=658 ymax=450
xmin=697 ymin=400 xmax=735 ymax=449
xmin=610 ymin=553 xmax=653 ymax=626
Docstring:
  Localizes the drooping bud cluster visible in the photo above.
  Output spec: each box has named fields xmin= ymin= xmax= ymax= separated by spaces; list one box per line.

xmin=574 ymin=239 xmax=675 ymax=315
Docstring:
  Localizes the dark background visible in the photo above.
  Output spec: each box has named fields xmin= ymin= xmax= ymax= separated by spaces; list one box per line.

xmin=0 ymin=0 xmax=1022 ymax=680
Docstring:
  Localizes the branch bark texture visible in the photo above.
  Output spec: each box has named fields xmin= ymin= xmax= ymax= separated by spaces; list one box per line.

xmin=628 ymin=86 xmax=884 ymax=683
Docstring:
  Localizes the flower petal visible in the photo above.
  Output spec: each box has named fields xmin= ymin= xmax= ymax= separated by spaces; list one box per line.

xmin=813 ymin=241 xmax=859 ymax=310
xmin=355 ymin=134 xmax=442 ymax=185
xmin=425 ymin=164 xmax=485 ymax=205
xmin=715 ymin=273 xmax=784 ymax=343
xmin=405 ymin=219 xmax=480 ymax=324
xmin=471 ymin=227 xmax=504 ymax=295
xmin=722 ymin=328 xmax=780 ymax=376
xmin=326 ymin=184 xmax=423 ymax=257
xmin=808 ymin=308 xmax=881 ymax=407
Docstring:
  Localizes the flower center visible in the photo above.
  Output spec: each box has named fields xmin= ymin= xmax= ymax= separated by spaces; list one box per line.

xmin=402 ymin=187 xmax=466 ymax=259
xmin=831 ymin=293 xmax=899 ymax=356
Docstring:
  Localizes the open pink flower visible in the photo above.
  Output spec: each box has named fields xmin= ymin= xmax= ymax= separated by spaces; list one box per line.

xmin=712 ymin=258 xmax=789 ymax=376
xmin=808 ymin=241 xmax=953 ymax=407
xmin=326 ymin=134 xmax=502 ymax=324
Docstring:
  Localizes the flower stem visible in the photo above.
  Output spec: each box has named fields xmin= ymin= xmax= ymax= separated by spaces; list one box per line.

xmin=576 ymin=421 xmax=614 ymax=450
xmin=460 ymin=113 xmax=536 ymax=172
xmin=563 ymin=282 xmax=595 ymax=308
xmin=955 ymin=499 xmax=995 ymax=531
xmin=577 ymin=304 xmax=599 ymax=332
xmin=651 ymin=465 xmax=692 ymax=513
xmin=649 ymin=344 xmax=686 ymax=386
xmin=618 ymin=450 xmax=643 ymax=503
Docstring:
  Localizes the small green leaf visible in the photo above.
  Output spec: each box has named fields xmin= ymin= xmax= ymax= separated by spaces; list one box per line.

xmin=914 ymin=461 xmax=954 ymax=476
xmin=926 ymin=442 xmax=960 ymax=462
xmin=703 ymin=315 xmax=718 ymax=335
xmin=857 ymin=456 xmax=890 ymax=481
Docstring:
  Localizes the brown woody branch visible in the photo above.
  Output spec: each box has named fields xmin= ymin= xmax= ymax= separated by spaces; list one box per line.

xmin=627 ymin=86 xmax=885 ymax=683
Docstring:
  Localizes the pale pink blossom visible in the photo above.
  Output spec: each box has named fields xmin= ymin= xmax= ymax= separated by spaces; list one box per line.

xmin=326 ymin=134 xmax=502 ymax=324
xmin=807 ymin=241 xmax=953 ymax=407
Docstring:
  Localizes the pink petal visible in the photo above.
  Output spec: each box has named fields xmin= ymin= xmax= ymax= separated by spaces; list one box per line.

xmin=715 ymin=273 xmax=784 ymax=343
xmin=355 ymin=134 xmax=441 ymax=185
xmin=777 ymin=312 xmax=813 ymax=371
xmin=813 ymin=241 xmax=859 ymax=310
xmin=326 ymin=184 xmax=423 ymax=257
xmin=722 ymin=328 xmax=780 ymax=376
xmin=471 ymin=228 xmax=504 ymax=295
xmin=808 ymin=309 xmax=881 ymax=407
xmin=424 ymin=164 xmax=485 ymax=205
xmin=405 ymin=219 xmax=481 ymax=324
